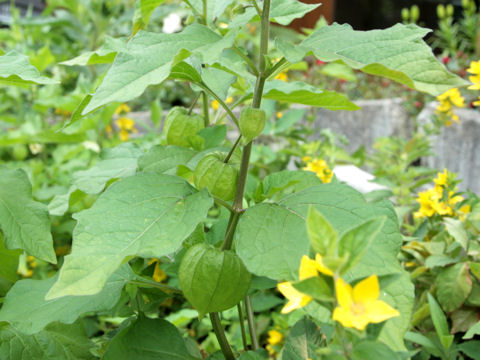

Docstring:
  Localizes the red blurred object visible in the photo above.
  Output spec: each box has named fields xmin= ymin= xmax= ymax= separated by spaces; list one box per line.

xmin=339 ymin=78 xmax=346 ymax=84
xmin=442 ymin=56 xmax=451 ymax=65
xmin=459 ymin=69 xmax=467 ymax=77
xmin=316 ymin=59 xmax=326 ymax=65
xmin=414 ymin=101 xmax=423 ymax=108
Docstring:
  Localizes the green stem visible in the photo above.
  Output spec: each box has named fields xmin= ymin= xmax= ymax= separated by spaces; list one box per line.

xmin=197 ymin=83 xmax=239 ymax=128
xmin=202 ymin=91 xmax=210 ymax=126
xmin=250 ymin=0 xmax=262 ymax=17
xmin=265 ymin=57 xmax=287 ymax=79
xmin=129 ymin=280 xmax=183 ymax=294
xmin=237 ymin=303 xmax=248 ymax=350
xmin=213 ymin=196 xmax=235 ymax=213
xmin=210 ymin=312 xmax=235 ymax=360
xmin=245 ymin=296 xmax=259 ymax=350
xmin=232 ymin=46 xmax=259 ymax=76
xmin=202 ymin=0 xmax=207 ymax=24
xmin=220 ymin=212 xmax=240 ymax=251
xmin=224 ymin=135 xmax=242 ymax=164
xmin=188 ymin=92 xmax=201 ymax=115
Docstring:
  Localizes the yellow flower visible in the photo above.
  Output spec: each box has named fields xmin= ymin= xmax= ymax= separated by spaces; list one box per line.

xmin=303 ymin=158 xmax=333 ymax=183
xmin=437 ymin=88 xmax=465 ymax=108
xmin=434 ymin=168 xmax=448 ymax=189
xmin=467 ymin=61 xmax=480 ymax=89
xmin=468 ymin=75 xmax=480 ymax=90
xmin=276 ymin=112 xmax=283 ymax=118
xmin=467 ymin=60 xmax=480 ymax=75
xmin=332 ymin=275 xmax=399 ymax=330
xmin=266 ymin=330 xmax=283 ymax=357
xmin=114 ymin=103 xmax=131 ymax=115
xmin=275 ymin=72 xmax=288 ymax=82
xmin=226 ymin=96 xmax=233 ymax=104
xmin=105 ymin=124 xmax=113 ymax=134
xmin=474 ymin=98 xmax=480 ymax=106
xmin=267 ymin=330 xmax=283 ymax=345
xmin=211 ymin=99 xmax=219 ymax=110
xmin=435 ymin=88 xmax=465 ymax=125
xmin=116 ymin=117 xmax=135 ymax=131
xmin=119 ymin=129 xmax=130 ymax=142
xmin=148 ymin=259 xmax=167 ymax=283
xmin=277 ymin=281 xmax=312 ymax=314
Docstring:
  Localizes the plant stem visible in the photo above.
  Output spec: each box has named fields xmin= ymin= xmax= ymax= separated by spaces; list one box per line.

xmin=264 ymin=56 xmax=287 ymax=79
xmin=232 ymin=46 xmax=259 ymax=76
xmin=213 ymin=196 xmax=235 ymax=213
xmin=224 ymin=135 xmax=242 ymax=163
xmin=220 ymin=212 xmax=240 ymax=251
xmin=250 ymin=0 xmax=262 ymax=17
xmin=197 ymin=83 xmax=239 ymax=128
xmin=128 ymin=280 xmax=183 ymax=294
xmin=202 ymin=91 xmax=210 ymax=126
xmin=245 ymin=296 xmax=259 ymax=349
xmin=210 ymin=312 xmax=235 ymax=360
xmin=188 ymin=92 xmax=201 ymax=115
xmin=237 ymin=303 xmax=248 ymax=350
xmin=202 ymin=0 xmax=207 ymax=24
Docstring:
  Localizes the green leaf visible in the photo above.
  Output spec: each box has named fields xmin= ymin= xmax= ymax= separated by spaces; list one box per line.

xmin=458 ymin=341 xmax=480 ymax=360
xmin=83 ymin=25 xmax=236 ymax=114
xmin=464 ymin=320 xmax=480 ymax=339
xmin=139 ymin=145 xmax=197 ymax=174
xmin=352 ymin=340 xmax=400 ymax=360
xmin=436 ymin=263 xmax=472 ymax=312
xmin=0 ymin=50 xmax=58 ymax=86
xmin=61 ymin=36 xmax=126 ymax=66
xmin=0 ymin=168 xmax=56 ymax=263
xmin=306 ymin=206 xmax=337 ymax=256
xmin=0 ymin=322 xmax=95 ymax=360
xmin=238 ymin=351 xmax=269 ymax=360
xmin=201 ymin=67 xmax=236 ymax=100
xmin=444 ymin=218 xmax=469 ymax=251
xmin=188 ymin=0 xmax=236 ymax=24
xmin=427 ymin=293 xmax=451 ymax=348
xmin=231 ymin=0 xmax=320 ymax=27
xmin=0 ymin=265 xmax=134 ymax=334
xmin=103 ymin=316 xmax=199 ymax=359
xmin=179 ymin=244 xmax=251 ymax=317
xmin=282 ymin=318 xmax=323 ymax=360
xmin=259 ymin=170 xmax=322 ymax=200
xmin=338 ymin=216 xmax=386 ymax=274
xmin=293 ymin=276 xmax=333 ymax=302
xmin=319 ymin=62 xmax=357 ymax=82
xmin=46 ymin=173 xmax=213 ymax=299
xmin=198 ymin=125 xmax=227 ymax=149
xmin=404 ymin=331 xmax=442 ymax=357
xmin=0 ymin=235 xmax=20 ymax=284
xmin=262 ymin=80 xmax=359 ymax=111
xmin=73 ymin=143 xmax=142 ymax=194
xmin=280 ymin=23 xmax=467 ymax=96
xmin=132 ymin=0 xmax=168 ymax=35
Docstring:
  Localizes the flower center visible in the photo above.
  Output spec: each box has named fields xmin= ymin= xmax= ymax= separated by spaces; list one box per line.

xmin=351 ymin=302 xmax=365 ymax=315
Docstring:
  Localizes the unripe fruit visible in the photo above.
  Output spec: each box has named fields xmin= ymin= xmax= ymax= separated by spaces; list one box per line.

xmin=239 ymin=106 xmax=266 ymax=142
xmin=179 ymin=243 xmax=251 ymax=317
xmin=410 ymin=5 xmax=420 ymax=22
xmin=194 ymin=152 xmax=238 ymax=201
xmin=164 ymin=107 xmax=204 ymax=148
xmin=12 ymin=145 xmax=28 ymax=161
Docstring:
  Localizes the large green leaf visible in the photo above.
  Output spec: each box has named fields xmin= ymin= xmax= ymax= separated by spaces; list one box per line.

xmin=235 ymin=183 xmax=412 ymax=350
xmin=261 ymin=80 xmax=359 ymax=110
xmin=83 ymin=24 xmax=236 ymax=114
xmin=0 ymin=168 xmax=56 ymax=263
xmin=138 ymin=145 xmax=196 ymax=174
xmin=436 ymin=263 xmax=472 ymax=312
xmin=0 ymin=50 xmax=58 ymax=86
xmin=0 ymin=265 xmax=134 ymax=334
xmin=282 ymin=318 xmax=323 ymax=360
xmin=0 ymin=322 xmax=95 ymax=360
xmin=73 ymin=143 xmax=143 ymax=194
xmin=103 ymin=316 xmax=199 ymax=359
xmin=231 ymin=0 xmax=320 ymax=27
xmin=0 ymin=235 xmax=20 ymax=284
xmin=46 ymin=173 xmax=212 ymax=299
xmin=278 ymin=23 xmax=467 ymax=96
xmin=61 ymin=36 xmax=127 ymax=66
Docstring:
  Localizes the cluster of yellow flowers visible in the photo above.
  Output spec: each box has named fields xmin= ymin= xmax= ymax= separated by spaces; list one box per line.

xmin=211 ymin=96 xmax=233 ymax=111
xmin=468 ymin=60 xmax=480 ymax=106
xmin=107 ymin=103 xmax=137 ymax=141
xmin=302 ymin=157 xmax=333 ymax=183
xmin=414 ymin=169 xmax=470 ymax=219
xmin=274 ymin=71 xmax=288 ymax=82
xmin=277 ymin=255 xmax=399 ymax=331
xmin=266 ymin=329 xmax=283 ymax=357
xmin=17 ymin=255 xmax=37 ymax=278
xmin=435 ymin=88 xmax=465 ymax=126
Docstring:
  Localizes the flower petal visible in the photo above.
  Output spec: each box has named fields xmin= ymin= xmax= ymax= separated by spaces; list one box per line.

xmin=335 ymin=278 xmax=353 ymax=310
xmin=315 ymin=254 xmax=334 ymax=276
xmin=364 ymin=300 xmax=400 ymax=323
xmin=299 ymin=255 xmax=318 ymax=280
xmin=332 ymin=306 xmax=353 ymax=328
xmin=278 ymin=282 xmax=311 ymax=313
xmin=353 ymin=275 xmax=379 ymax=303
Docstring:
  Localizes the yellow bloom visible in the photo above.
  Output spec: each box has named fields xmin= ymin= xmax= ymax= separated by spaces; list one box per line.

xmin=435 ymin=88 xmax=465 ymax=125
xmin=276 ymin=112 xmax=283 ymax=118
xmin=332 ymin=275 xmax=399 ymax=330
xmin=267 ymin=330 xmax=283 ymax=345
xmin=434 ymin=168 xmax=448 ymax=189
xmin=437 ymin=88 xmax=465 ymax=108
xmin=474 ymin=98 xmax=480 ymax=106
xmin=468 ymin=75 xmax=480 ymax=90
xmin=211 ymin=99 xmax=219 ymax=110
xmin=275 ymin=72 xmax=288 ymax=82
xmin=303 ymin=158 xmax=333 ymax=183
xmin=116 ymin=117 xmax=135 ymax=131
xmin=119 ymin=129 xmax=130 ymax=142
xmin=467 ymin=60 xmax=480 ymax=75
xmin=225 ymin=96 xmax=233 ymax=104
xmin=277 ymin=281 xmax=312 ymax=314
xmin=114 ymin=103 xmax=131 ymax=115
xmin=148 ymin=259 xmax=167 ymax=283
xmin=105 ymin=124 xmax=113 ymax=134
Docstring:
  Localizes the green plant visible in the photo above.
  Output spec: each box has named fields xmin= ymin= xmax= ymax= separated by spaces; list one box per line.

xmin=0 ymin=0 xmax=475 ymax=359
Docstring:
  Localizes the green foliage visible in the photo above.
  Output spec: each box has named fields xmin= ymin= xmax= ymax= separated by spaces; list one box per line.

xmin=0 ymin=51 xmax=58 ymax=86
